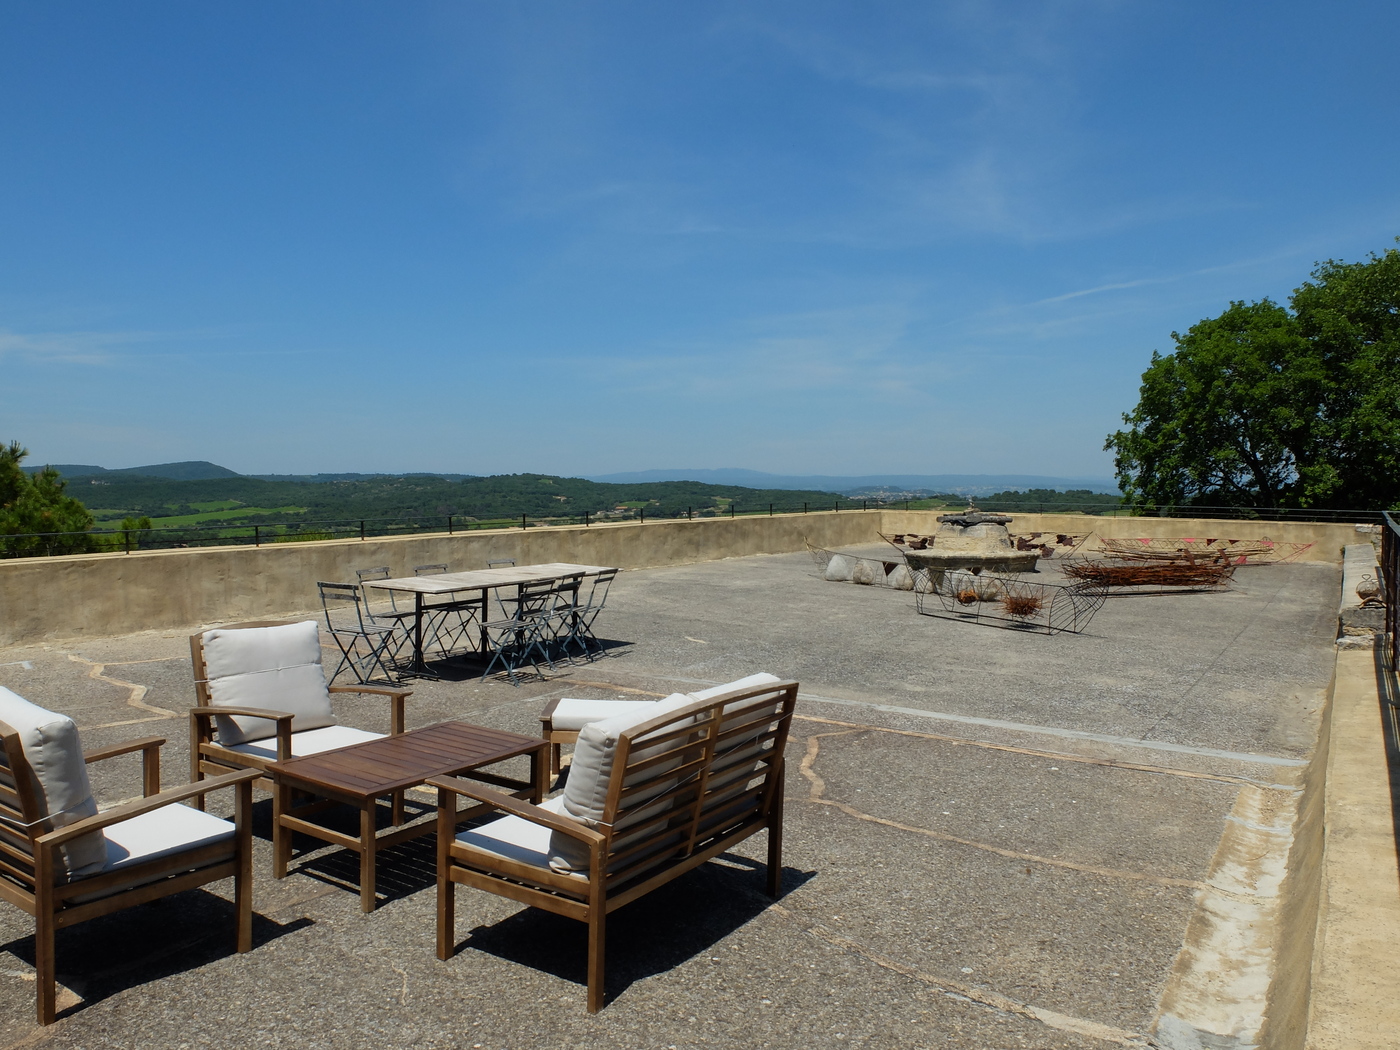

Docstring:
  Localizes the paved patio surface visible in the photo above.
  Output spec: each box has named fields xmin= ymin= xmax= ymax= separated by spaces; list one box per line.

xmin=0 ymin=550 xmax=1339 ymax=1048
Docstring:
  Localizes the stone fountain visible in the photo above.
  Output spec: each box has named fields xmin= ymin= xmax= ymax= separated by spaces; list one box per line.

xmin=902 ymin=510 xmax=1039 ymax=577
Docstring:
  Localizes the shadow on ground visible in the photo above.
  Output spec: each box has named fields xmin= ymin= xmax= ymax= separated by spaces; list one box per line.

xmin=453 ymin=855 xmax=816 ymax=1008
xmin=1 ymin=890 xmax=309 ymax=1021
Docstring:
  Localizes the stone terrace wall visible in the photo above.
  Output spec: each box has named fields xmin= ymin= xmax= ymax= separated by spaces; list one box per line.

xmin=0 ymin=510 xmax=881 ymax=646
xmin=0 ymin=510 xmax=1361 ymax=646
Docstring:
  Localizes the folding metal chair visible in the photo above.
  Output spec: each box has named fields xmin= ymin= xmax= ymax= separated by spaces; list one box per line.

xmin=317 ymin=582 xmax=400 ymax=683
xmin=560 ymin=569 xmax=618 ymax=660
xmin=480 ymin=580 xmax=558 ymax=685
xmin=413 ymin=564 xmax=482 ymax=659
xmin=354 ymin=566 xmax=415 ymax=665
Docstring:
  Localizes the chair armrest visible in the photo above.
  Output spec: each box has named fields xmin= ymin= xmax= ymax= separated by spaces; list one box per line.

xmin=190 ymin=707 xmax=295 ymax=760
xmin=328 ymin=685 xmax=411 ymax=734
xmin=189 ymin=706 xmax=296 ymax=723
xmin=84 ymin=736 xmax=165 ymax=797
xmin=427 ymin=775 xmax=604 ymax=846
xmin=328 ymin=685 xmax=413 ymax=699
xmin=538 ymin=697 xmax=562 ymax=725
xmin=36 ymin=768 xmax=261 ymax=847
xmin=83 ymin=736 xmax=166 ymax=764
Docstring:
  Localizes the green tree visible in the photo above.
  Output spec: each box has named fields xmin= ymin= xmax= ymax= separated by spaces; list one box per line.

xmin=1107 ymin=243 xmax=1400 ymax=512
xmin=0 ymin=442 xmax=96 ymax=555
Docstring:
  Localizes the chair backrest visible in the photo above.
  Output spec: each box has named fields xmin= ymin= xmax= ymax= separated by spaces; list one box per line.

xmin=581 ymin=569 xmax=618 ymax=614
xmin=414 ymin=564 xmax=448 ymax=576
xmin=191 ymin=620 xmax=336 ymax=747
xmin=353 ymin=567 xmax=402 ymax=615
xmin=547 ymin=676 xmax=796 ymax=885
xmin=0 ymin=688 xmax=107 ymax=881
xmin=487 ymin=558 xmax=516 ymax=569
xmin=501 ymin=579 xmax=559 ymax=621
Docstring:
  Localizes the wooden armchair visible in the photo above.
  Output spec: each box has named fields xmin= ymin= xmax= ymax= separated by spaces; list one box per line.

xmin=0 ymin=686 xmax=257 ymax=1024
xmin=188 ymin=620 xmax=413 ymax=860
xmin=432 ymin=674 xmax=796 ymax=1012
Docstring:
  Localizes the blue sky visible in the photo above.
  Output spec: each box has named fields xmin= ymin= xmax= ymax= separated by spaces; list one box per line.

xmin=2 ymin=2 xmax=1397 ymax=479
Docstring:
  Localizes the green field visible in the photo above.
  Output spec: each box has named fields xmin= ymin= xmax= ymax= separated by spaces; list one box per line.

xmin=91 ymin=505 xmax=306 ymax=527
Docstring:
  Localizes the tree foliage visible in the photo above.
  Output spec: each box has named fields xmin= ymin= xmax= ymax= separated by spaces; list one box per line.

xmin=0 ymin=442 xmax=96 ymax=555
xmin=1107 ymin=244 xmax=1400 ymax=511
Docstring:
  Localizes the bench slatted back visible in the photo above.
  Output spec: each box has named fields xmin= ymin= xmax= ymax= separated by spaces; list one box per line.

xmin=601 ymin=682 xmax=795 ymax=887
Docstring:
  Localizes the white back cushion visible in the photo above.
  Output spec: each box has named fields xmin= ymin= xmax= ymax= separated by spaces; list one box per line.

xmin=201 ymin=621 xmax=336 ymax=745
xmin=548 ymin=691 xmax=697 ymax=873
xmin=0 ymin=687 xmax=106 ymax=877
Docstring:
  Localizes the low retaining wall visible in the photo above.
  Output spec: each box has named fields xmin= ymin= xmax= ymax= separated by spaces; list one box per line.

xmin=0 ymin=510 xmax=881 ymax=646
xmin=0 ymin=510 xmax=1363 ymax=647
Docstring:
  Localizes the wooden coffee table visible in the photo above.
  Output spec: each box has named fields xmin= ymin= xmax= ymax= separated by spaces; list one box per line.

xmin=268 ymin=721 xmax=549 ymax=911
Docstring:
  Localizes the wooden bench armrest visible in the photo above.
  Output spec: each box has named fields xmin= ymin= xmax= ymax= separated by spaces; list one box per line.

xmin=538 ymin=697 xmax=562 ymax=725
xmin=35 ymin=768 xmax=261 ymax=847
xmin=83 ymin=736 xmax=165 ymax=764
xmin=427 ymin=775 xmax=605 ymax=846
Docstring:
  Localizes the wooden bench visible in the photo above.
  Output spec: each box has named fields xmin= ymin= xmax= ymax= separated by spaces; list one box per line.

xmin=430 ymin=675 xmax=797 ymax=1011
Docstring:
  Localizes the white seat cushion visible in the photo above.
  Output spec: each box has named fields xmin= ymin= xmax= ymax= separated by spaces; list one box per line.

xmin=455 ymin=796 xmax=586 ymax=883
xmin=201 ymin=621 xmax=337 ymax=746
xmin=0 ymin=687 xmax=105 ymax=878
xmin=547 ymin=698 xmax=657 ymax=732
xmin=225 ymin=725 xmax=384 ymax=762
xmin=71 ymin=804 xmax=236 ymax=903
xmin=102 ymin=804 xmax=236 ymax=873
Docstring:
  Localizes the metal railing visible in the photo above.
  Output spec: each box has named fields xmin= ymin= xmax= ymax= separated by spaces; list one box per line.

xmin=1382 ymin=511 xmax=1399 ymax=670
xmin=0 ymin=498 xmax=1387 ymax=560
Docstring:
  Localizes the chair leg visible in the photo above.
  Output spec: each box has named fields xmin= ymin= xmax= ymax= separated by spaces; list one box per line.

xmin=436 ymin=793 xmax=455 ymax=961
xmin=586 ymin=909 xmax=606 ymax=1014
xmin=235 ymin=777 xmax=253 ymax=952
xmin=35 ymin=909 xmax=55 ymax=1025
xmin=767 ymin=818 xmax=784 ymax=898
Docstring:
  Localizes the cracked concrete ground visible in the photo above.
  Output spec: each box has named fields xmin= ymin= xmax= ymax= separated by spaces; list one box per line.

xmin=0 ymin=550 xmax=1338 ymax=1048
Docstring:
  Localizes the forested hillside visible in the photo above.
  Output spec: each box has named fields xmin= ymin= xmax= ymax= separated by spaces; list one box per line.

xmin=64 ymin=471 xmax=848 ymax=526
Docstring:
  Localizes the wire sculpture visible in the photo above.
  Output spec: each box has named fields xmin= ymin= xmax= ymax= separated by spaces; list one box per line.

xmin=911 ymin=568 xmax=1108 ymax=635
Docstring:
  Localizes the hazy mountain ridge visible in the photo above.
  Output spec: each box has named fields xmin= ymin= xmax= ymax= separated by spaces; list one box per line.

xmin=585 ymin=468 xmax=1120 ymax=496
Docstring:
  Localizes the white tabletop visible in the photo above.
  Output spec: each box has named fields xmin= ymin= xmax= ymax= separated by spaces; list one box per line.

xmin=367 ymin=563 xmax=617 ymax=596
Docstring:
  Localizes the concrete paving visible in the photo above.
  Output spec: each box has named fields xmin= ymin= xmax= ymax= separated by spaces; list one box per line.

xmin=0 ymin=550 xmax=1340 ymax=1048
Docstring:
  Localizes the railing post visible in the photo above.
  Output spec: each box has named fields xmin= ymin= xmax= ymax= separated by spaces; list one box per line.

xmin=254 ymin=525 xmax=260 ymax=547
xmin=835 ymin=500 xmax=839 ymax=512
xmin=585 ymin=511 xmax=590 ymax=527
xmin=769 ymin=503 xmax=773 ymax=517
xmin=521 ymin=514 xmax=527 ymax=530
xmin=803 ymin=502 xmax=808 ymax=514
xmin=640 ymin=507 xmax=645 ymax=524
xmin=688 ymin=507 xmax=692 ymax=520
xmin=448 ymin=515 xmax=454 ymax=535
xmin=360 ymin=520 xmax=365 ymax=541
xmin=730 ymin=504 xmax=735 ymax=519
xmin=123 ymin=529 xmax=131 ymax=554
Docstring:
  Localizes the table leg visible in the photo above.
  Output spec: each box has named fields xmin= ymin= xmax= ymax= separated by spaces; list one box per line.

xmin=360 ymin=802 xmax=377 ymax=912
xmin=413 ymin=592 xmax=426 ymax=674
xmin=532 ymin=744 xmax=548 ymax=802
xmin=273 ymin=779 xmax=291 ymax=878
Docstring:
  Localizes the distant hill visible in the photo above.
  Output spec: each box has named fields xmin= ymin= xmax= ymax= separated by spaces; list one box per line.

xmin=584 ymin=468 xmax=1120 ymax=496
xmin=27 ymin=460 xmax=242 ymax=481
xmin=248 ymin=472 xmax=478 ymax=483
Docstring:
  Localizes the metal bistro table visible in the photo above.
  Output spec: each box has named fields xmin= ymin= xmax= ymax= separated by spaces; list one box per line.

xmin=367 ymin=563 xmax=617 ymax=677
